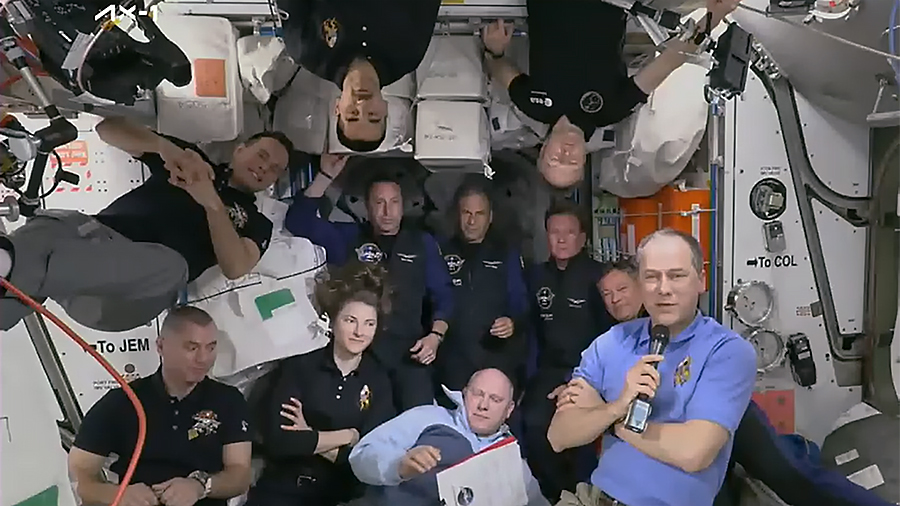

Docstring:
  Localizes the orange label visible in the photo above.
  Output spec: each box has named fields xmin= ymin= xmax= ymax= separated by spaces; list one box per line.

xmin=193 ymin=58 xmax=227 ymax=98
xmin=50 ymin=140 xmax=89 ymax=167
xmin=753 ymin=389 xmax=795 ymax=434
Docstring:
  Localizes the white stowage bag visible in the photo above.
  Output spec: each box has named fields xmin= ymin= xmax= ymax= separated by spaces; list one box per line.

xmin=415 ymin=100 xmax=491 ymax=172
xmin=417 ymin=36 xmax=488 ymax=101
xmin=595 ymin=62 xmax=710 ymax=198
xmin=273 ymin=67 xmax=338 ymax=154
xmin=186 ymin=196 xmax=330 ymax=379
xmin=154 ymin=14 xmax=243 ymax=143
xmin=236 ymin=35 xmax=287 ymax=104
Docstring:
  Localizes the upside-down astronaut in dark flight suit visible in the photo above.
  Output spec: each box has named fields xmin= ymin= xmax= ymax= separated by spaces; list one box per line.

xmin=481 ymin=0 xmax=741 ymax=189
xmin=276 ymin=0 xmax=441 ymax=152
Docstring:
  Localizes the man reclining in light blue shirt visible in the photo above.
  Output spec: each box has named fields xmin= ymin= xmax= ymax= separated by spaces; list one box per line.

xmin=348 ymin=368 xmax=548 ymax=506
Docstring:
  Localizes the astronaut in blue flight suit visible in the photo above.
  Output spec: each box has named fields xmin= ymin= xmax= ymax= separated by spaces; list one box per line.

xmin=547 ymin=228 xmax=757 ymax=506
xmin=285 ymin=154 xmax=454 ymax=411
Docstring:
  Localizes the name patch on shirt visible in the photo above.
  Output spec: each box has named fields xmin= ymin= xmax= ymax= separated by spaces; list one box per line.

xmin=322 ymin=18 xmax=340 ymax=48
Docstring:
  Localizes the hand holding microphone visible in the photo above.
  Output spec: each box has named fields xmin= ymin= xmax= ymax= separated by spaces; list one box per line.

xmin=620 ymin=325 xmax=670 ymax=434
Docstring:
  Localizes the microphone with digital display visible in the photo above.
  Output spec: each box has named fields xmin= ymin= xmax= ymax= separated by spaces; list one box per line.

xmin=623 ymin=324 xmax=670 ymax=434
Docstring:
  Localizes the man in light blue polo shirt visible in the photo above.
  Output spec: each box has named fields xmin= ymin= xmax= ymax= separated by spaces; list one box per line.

xmin=547 ymin=229 xmax=757 ymax=506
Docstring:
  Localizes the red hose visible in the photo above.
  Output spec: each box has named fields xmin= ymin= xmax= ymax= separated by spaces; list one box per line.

xmin=0 ymin=277 xmax=146 ymax=506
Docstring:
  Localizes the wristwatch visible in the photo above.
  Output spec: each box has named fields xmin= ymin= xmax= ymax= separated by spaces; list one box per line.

xmin=484 ymin=48 xmax=504 ymax=59
xmin=188 ymin=471 xmax=212 ymax=499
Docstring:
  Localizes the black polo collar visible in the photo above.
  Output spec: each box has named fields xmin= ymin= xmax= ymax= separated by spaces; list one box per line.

xmin=150 ymin=367 xmax=210 ymax=403
xmin=213 ymin=164 xmax=256 ymax=207
xmin=316 ymin=341 xmax=379 ymax=378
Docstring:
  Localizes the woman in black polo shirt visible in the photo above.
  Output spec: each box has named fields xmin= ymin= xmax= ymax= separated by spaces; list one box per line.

xmin=246 ymin=261 xmax=397 ymax=506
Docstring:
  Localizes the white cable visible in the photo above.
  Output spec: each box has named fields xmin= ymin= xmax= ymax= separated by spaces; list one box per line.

xmin=737 ymin=3 xmax=900 ymax=63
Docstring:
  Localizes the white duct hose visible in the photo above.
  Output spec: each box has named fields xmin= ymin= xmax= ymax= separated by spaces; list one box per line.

xmin=595 ymin=61 xmax=710 ymax=198
xmin=185 ymin=197 xmax=329 ymax=379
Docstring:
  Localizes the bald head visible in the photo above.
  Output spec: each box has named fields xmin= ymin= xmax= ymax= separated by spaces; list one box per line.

xmin=463 ymin=368 xmax=515 ymax=436
xmin=467 ymin=368 xmax=514 ymax=398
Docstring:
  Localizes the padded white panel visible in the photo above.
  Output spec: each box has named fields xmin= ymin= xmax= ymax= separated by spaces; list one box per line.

xmin=187 ymin=197 xmax=329 ymax=377
xmin=1 ymin=320 xmax=77 ymax=506
xmin=236 ymin=35 xmax=287 ymax=104
xmin=416 ymin=36 xmax=487 ymax=101
xmin=415 ymin=100 xmax=490 ymax=171
xmin=155 ymin=14 xmax=243 ymax=142
xmin=384 ymin=72 xmax=416 ymax=100
xmin=273 ymin=67 xmax=337 ymax=155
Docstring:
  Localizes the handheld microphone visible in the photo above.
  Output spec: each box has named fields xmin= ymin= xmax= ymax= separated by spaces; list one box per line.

xmin=623 ymin=324 xmax=670 ymax=434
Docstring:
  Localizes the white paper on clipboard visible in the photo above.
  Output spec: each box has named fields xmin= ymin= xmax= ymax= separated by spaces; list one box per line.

xmin=436 ymin=437 xmax=528 ymax=506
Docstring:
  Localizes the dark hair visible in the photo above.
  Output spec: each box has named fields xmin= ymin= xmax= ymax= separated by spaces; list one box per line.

xmin=602 ymin=256 xmax=638 ymax=281
xmin=336 ymin=118 xmax=387 ymax=153
xmin=314 ymin=261 xmax=392 ymax=321
xmin=247 ymin=130 xmax=295 ymax=155
xmin=160 ymin=305 xmax=214 ymax=336
xmin=364 ymin=173 xmax=403 ymax=202
xmin=448 ymin=177 xmax=493 ymax=236
xmin=544 ymin=198 xmax=588 ymax=234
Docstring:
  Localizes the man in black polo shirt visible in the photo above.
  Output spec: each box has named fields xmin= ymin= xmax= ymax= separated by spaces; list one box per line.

xmin=68 ymin=306 xmax=252 ymax=506
xmin=522 ymin=201 xmax=614 ymax=502
xmin=435 ymin=178 xmax=529 ymax=394
xmin=276 ymin=0 xmax=441 ymax=152
xmin=285 ymin=155 xmax=454 ymax=411
xmin=481 ymin=0 xmax=740 ymax=189
xmin=0 ymin=117 xmax=292 ymax=332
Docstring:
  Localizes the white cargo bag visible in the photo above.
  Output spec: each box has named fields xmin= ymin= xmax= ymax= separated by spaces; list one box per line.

xmin=415 ymin=100 xmax=490 ymax=172
xmin=416 ymin=36 xmax=487 ymax=101
xmin=187 ymin=198 xmax=329 ymax=378
xmin=155 ymin=14 xmax=242 ymax=142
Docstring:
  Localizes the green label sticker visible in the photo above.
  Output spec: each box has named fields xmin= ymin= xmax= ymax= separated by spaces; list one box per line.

xmin=14 ymin=485 xmax=58 ymax=506
xmin=255 ymin=288 xmax=295 ymax=320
